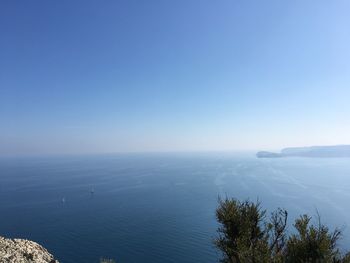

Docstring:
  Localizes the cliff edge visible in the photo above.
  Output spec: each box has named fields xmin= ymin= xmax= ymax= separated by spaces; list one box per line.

xmin=0 ymin=236 xmax=59 ymax=263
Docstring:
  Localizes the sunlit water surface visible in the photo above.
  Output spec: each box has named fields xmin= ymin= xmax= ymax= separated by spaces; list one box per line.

xmin=1 ymin=153 xmax=350 ymax=263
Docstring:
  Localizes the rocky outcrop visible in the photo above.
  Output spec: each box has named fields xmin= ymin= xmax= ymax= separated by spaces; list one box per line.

xmin=0 ymin=237 xmax=59 ymax=263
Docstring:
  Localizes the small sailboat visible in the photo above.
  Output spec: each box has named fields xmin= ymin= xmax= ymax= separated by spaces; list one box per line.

xmin=62 ymin=197 xmax=66 ymax=203
xmin=90 ymin=188 xmax=95 ymax=194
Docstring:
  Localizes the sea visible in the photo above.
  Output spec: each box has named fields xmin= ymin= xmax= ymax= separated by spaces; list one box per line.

xmin=1 ymin=152 xmax=350 ymax=263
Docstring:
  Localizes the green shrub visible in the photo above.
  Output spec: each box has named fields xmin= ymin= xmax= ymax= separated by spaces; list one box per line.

xmin=100 ymin=258 xmax=116 ymax=263
xmin=214 ymin=197 xmax=350 ymax=263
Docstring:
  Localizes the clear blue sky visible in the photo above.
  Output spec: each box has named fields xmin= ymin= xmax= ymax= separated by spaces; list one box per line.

xmin=1 ymin=0 xmax=350 ymax=155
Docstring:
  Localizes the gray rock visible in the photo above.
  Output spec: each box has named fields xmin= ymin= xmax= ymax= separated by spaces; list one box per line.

xmin=0 ymin=237 xmax=59 ymax=263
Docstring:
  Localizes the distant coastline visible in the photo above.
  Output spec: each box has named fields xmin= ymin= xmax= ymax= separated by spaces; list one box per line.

xmin=256 ymin=145 xmax=350 ymax=158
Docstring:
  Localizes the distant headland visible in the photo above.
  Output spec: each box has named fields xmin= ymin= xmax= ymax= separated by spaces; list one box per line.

xmin=256 ymin=145 xmax=350 ymax=158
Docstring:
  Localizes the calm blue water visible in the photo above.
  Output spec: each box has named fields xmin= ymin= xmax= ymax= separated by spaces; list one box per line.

xmin=1 ymin=153 xmax=350 ymax=263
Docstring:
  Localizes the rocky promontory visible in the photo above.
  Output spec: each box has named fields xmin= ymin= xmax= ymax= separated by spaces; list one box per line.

xmin=0 ymin=236 xmax=59 ymax=263
xmin=257 ymin=145 xmax=350 ymax=158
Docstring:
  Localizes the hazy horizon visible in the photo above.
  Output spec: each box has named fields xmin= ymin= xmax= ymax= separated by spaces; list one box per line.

xmin=1 ymin=0 xmax=350 ymax=155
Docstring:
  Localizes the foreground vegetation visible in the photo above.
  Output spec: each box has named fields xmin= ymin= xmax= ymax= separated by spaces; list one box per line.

xmin=215 ymin=198 xmax=350 ymax=263
xmin=100 ymin=258 xmax=116 ymax=263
